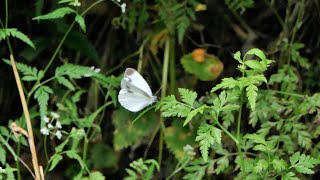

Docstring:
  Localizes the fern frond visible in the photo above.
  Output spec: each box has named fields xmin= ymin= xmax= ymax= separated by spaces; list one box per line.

xmin=0 ymin=28 xmax=35 ymax=49
xmin=178 ymin=88 xmax=197 ymax=106
xmin=56 ymin=76 xmax=75 ymax=90
xmin=55 ymin=64 xmax=93 ymax=79
xmin=195 ymin=124 xmax=221 ymax=161
xmin=3 ymin=59 xmax=43 ymax=81
xmin=289 ymin=152 xmax=320 ymax=174
xmin=246 ymin=83 xmax=258 ymax=111
xmin=211 ymin=77 xmax=238 ymax=92
xmin=33 ymin=7 xmax=75 ymax=20
xmin=157 ymin=95 xmax=192 ymax=117
xmin=34 ymin=86 xmax=53 ymax=125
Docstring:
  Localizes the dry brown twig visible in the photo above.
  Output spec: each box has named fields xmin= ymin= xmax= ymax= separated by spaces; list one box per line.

xmin=10 ymin=54 xmax=42 ymax=180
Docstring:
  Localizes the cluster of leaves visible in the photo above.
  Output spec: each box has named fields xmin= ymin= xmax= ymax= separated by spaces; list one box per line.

xmin=124 ymin=158 xmax=159 ymax=180
xmin=156 ymin=48 xmax=320 ymax=179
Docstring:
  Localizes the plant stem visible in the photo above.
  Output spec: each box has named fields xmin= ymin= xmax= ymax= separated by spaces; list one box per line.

xmin=10 ymin=55 xmax=41 ymax=180
xmin=215 ymin=121 xmax=238 ymax=145
xmin=169 ymin=38 xmax=176 ymax=94
xmin=158 ymin=38 xmax=171 ymax=166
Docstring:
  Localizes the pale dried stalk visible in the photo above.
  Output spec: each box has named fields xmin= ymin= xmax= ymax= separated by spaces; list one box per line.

xmin=10 ymin=54 xmax=41 ymax=180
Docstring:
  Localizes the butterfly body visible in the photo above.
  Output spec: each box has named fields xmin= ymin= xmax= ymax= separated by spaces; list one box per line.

xmin=118 ymin=68 xmax=157 ymax=112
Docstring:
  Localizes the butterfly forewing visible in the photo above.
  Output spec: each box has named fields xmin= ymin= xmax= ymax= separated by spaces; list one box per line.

xmin=123 ymin=68 xmax=153 ymax=97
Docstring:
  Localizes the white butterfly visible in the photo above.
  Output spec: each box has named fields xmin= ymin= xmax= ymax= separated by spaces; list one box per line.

xmin=118 ymin=68 xmax=157 ymax=112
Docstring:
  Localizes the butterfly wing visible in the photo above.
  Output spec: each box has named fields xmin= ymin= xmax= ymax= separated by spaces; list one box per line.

xmin=122 ymin=68 xmax=153 ymax=97
xmin=118 ymin=80 xmax=154 ymax=112
xmin=118 ymin=68 xmax=156 ymax=112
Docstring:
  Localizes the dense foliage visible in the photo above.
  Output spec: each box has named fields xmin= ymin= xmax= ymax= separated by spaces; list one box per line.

xmin=0 ymin=0 xmax=320 ymax=179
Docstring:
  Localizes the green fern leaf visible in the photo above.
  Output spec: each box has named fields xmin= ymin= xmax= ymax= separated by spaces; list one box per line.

xmin=3 ymin=59 xmax=42 ymax=81
xmin=55 ymin=64 xmax=93 ymax=79
xmin=56 ymin=76 xmax=75 ymax=90
xmin=211 ymin=77 xmax=238 ymax=92
xmin=66 ymin=150 xmax=86 ymax=169
xmin=289 ymin=152 xmax=320 ymax=174
xmin=48 ymin=154 xmax=63 ymax=171
xmin=158 ymin=95 xmax=192 ymax=117
xmin=195 ymin=124 xmax=221 ymax=161
xmin=34 ymin=86 xmax=53 ymax=124
xmin=246 ymin=83 xmax=258 ymax=111
xmin=177 ymin=16 xmax=190 ymax=44
xmin=33 ymin=7 xmax=75 ymax=20
xmin=179 ymin=88 xmax=197 ymax=106
xmin=0 ymin=28 xmax=35 ymax=49
xmin=75 ymin=14 xmax=86 ymax=33
xmin=184 ymin=105 xmax=207 ymax=126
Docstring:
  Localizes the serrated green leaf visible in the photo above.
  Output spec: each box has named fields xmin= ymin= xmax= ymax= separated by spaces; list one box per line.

xmin=211 ymin=77 xmax=239 ymax=92
xmin=215 ymin=156 xmax=229 ymax=174
xmin=49 ymin=154 xmax=63 ymax=171
xmin=289 ymin=152 xmax=319 ymax=175
xmin=34 ymin=85 xmax=53 ymax=125
xmin=56 ymin=76 xmax=75 ymax=90
xmin=246 ymin=83 xmax=258 ymax=111
xmin=0 ymin=28 xmax=35 ymax=49
xmin=272 ymin=158 xmax=287 ymax=172
xmin=281 ymin=172 xmax=299 ymax=180
xmin=233 ymin=51 xmax=242 ymax=63
xmin=196 ymin=124 xmax=221 ymax=161
xmin=66 ymin=150 xmax=85 ymax=169
xmin=178 ymin=88 xmax=197 ymax=106
xmin=75 ymin=14 xmax=86 ymax=33
xmin=254 ymin=159 xmax=268 ymax=173
xmin=33 ymin=7 xmax=75 ymax=20
xmin=89 ymin=171 xmax=106 ymax=180
xmin=184 ymin=105 xmax=207 ymax=126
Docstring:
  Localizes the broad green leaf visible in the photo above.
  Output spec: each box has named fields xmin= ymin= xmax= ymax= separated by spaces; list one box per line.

xmin=245 ymin=48 xmax=267 ymax=61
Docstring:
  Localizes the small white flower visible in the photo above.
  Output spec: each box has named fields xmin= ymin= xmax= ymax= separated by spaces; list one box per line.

xmin=183 ymin=144 xmax=196 ymax=156
xmin=84 ymin=73 xmax=92 ymax=77
xmin=117 ymin=0 xmax=121 ymax=2
xmin=0 ymin=167 xmax=5 ymax=173
xmin=43 ymin=116 xmax=50 ymax=123
xmin=94 ymin=68 xmax=101 ymax=73
xmin=56 ymin=121 xmax=62 ymax=129
xmin=40 ymin=127 xmax=49 ymax=136
xmin=51 ymin=112 xmax=60 ymax=119
xmin=55 ymin=130 xmax=62 ymax=139
xmin=48 ymin=123 xmax=54 ymax=129
xmin=121 ymin=3 xmax=127 ymax=13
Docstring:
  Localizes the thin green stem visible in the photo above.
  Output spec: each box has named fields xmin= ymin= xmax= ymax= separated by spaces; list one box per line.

xmin=215 ymin=121 xmax=238 ymax=145
xmin=237 ymin=91 xmax=244 ymax=139
xmin=169 ymin=38 xmax=176 ymax=94
xmin=158 ymin=38 xmax=171 ymax=166
xmin=44 ymin=136 xmax=49 ymax=161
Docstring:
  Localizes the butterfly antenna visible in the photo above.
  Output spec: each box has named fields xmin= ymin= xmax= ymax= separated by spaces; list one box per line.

xmin=154 ymin=85 xmax=163 ymax=97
